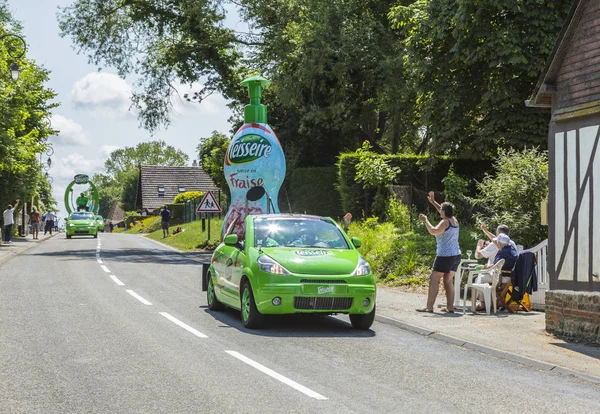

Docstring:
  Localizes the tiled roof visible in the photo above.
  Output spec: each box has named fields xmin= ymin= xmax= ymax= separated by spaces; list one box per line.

xmin=137 ymin=165 xmax=219 ymax=210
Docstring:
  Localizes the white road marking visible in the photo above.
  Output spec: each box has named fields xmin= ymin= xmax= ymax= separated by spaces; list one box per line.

xmin=110 ymin=275 xmax=125 ymax=286
xmin=225 ymin=351 xmax=327 ymax=400
xmin=100 ymin=265 xmax=110 ymax=273
xmin=95 ymin=253 xmax=100 ymax=257
xmin=97 ymin=258 xmax=103 ymax=264
xmin=159 ymin=312 xmax=208 ymax=338
xmin=125 ymin=290 xmax=152 ymax=305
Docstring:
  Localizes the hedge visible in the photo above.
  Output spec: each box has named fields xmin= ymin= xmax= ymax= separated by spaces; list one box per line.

xmin=337 ymin=153 xmax=492 ymax=218
xmin=283 ymin=167 xmax=343 ymax=219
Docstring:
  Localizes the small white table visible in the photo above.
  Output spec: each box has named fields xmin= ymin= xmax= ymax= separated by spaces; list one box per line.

xmin=453 ymin=259 xmax=478 ymax=308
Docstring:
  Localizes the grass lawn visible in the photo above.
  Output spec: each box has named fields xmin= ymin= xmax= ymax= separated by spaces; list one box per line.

xmin=145 ymin=219 xmax=224 ymax=251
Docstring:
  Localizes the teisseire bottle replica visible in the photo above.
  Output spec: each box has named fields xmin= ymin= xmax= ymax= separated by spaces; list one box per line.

xmin=222 ymin=76 xmax=286 ymax=238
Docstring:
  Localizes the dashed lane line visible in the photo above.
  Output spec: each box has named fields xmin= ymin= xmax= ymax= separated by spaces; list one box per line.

xmin=110 ymin=275 xmax=125 ymax=286
xmin=159 ymin=312 xmax=208 ymax=338
xmin=100 ymin=265 xmax=111 ymax=273
xmin=225 ymin=350 xmax=327 ymax=400
xmin=125 ymin=290 xmax=152 ymax=305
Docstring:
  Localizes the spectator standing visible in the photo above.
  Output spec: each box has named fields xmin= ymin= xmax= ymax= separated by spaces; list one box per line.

xmin=109 ymin=221 xmax=114 ymax=232
xmin=44 ymin=211 xmax=55 ymax=235
xmin=160 ymin=205 xmax=171 ymax=238
xmin=2 ymin=199 xmax=20 ymax=243
xmin=29 ymin=208 xmax=42 ymax=239
xmin=416 ymin=192 xmax=461 ymax=313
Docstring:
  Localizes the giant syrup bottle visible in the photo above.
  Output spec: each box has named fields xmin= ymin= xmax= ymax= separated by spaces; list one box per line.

xmin=222 ymin=76 xmax=286 ymax=238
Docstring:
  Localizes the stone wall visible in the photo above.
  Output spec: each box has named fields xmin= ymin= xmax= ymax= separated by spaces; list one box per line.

xmin=546 ymin=290 xmax=600 ymax=344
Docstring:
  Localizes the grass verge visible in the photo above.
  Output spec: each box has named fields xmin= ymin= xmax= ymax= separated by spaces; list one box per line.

xmin=145 ymin=219 xmax=224 ymax=251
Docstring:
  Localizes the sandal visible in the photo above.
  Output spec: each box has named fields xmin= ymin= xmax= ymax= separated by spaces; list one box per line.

xmin=475 ymin=305 xmax=486 ymax=312
xmin=415 ymin=308 xmax=433 ymax=313
xmin=441 ymin=308 xmax=455 ymax=313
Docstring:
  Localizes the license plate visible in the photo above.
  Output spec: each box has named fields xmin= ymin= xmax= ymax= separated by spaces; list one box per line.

xmin=302 ymin=284 xmax=347 ymax=295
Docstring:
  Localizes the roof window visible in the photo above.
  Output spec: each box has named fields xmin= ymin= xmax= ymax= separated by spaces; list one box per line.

xmin=158 ymin=185 xmax=165 ymax=197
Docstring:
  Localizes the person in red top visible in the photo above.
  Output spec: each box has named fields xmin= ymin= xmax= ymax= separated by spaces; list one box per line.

xmin=29 ymin=208 xmax=42 ymax=239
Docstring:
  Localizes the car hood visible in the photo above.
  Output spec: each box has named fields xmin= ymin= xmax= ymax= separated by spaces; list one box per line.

xmin=69 ymin=220 xmax=95 ymax=226
xmin=259 ymin=247 xmax=360 ymax=275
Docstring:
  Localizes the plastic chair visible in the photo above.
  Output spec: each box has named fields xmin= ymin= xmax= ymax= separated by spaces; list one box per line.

xmin=463 ymin=259 xmax=505 ymax=315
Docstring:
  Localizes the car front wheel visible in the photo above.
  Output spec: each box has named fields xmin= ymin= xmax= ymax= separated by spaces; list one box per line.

xmin=349 ymin=304 xmax=376 ymax=330
xmin=207 ymin=275 xmax=224 ymax=311
xmin=241 ymin=281 xmax=264 ymax=329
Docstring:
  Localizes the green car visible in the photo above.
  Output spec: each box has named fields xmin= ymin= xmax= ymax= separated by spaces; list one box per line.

xmin=206 ymin=214 xmax=376 ymax=329
xmin=65 ymin=212 xmax=98 ymax=239
xmin=95 ymin=215 xmax=105 ymax=232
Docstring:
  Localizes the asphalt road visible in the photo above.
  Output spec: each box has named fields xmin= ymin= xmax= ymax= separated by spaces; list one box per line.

xmin=1 ymin=233 xmax=598 ymax=413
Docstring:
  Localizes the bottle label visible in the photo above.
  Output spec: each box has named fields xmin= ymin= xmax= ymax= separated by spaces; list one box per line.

xmin=226 ymin=134 xmax=272 ymax=165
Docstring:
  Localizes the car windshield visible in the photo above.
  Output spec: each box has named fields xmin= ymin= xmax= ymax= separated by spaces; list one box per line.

xmin=70 ymin=213 xmax=95 ymax=220
xmin=253 ymin=217 xmax=349 ymax=249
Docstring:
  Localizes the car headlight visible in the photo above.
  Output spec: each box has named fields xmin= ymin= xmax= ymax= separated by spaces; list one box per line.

xmin=257 ymin=255 xmax=290 ymax=275
xmin=352 ymin=257 xmax=371 ymax=276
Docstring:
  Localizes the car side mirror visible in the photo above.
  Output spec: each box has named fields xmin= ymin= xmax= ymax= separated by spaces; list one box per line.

xmin=351 ymin=237 xmax=361 ymax=248
xmin=224 ymin=234 xmax=238 ymax=246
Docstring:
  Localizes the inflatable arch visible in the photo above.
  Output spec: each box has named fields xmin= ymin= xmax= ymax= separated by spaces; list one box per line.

xmin=64 ymin=174 xmax=100 ymax=215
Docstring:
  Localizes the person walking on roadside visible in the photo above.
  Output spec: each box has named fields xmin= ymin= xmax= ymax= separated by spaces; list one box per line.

xmin=160 ymin=205 xmax=171 ymax=238
xmin=29 ymin=207 xmax=42 ymax=239
xmin=3 ymin=199 xmax=20 ymax=243
xmin=44 ymin=211 xmax=55 ymax=235
xmin=416 ymin=192 xmax=461 ymax=314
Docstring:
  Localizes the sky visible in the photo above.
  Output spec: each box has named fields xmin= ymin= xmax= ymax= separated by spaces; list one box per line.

xmin=9 ymin=0 xmax=244 ymax=220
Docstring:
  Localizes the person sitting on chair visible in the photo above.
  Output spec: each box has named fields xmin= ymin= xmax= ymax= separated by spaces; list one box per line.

xmin=475 ymin=223 xmax=516 ymax=265
xmin=475 ymin=233 xmax=518 ymax=311
xmin=76 ymin=193 xmax=89 ymax=211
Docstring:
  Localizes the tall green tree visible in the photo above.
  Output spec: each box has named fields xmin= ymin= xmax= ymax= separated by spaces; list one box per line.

xmin=390 ymin=0 xmax=572 ymax=157
xmin=0 ymin=4 xmax=58 ymax=214
xmin=197 ymin=130 xmax=230 ymax=197
xmin=58 ymin=0 xmax=249 ymax=132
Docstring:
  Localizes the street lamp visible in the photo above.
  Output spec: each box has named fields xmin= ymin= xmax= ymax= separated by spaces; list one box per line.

xmin=45 ymin=172 xmax=53 ymax=184
xmin=0 ymin=33 xmax=26 ymax=80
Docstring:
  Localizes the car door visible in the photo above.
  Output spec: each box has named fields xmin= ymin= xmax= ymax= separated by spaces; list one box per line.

xmin=216 ymin=218 xmax=241 ymax=303
xmin=229 ymin=228 xmax=248 ymax=303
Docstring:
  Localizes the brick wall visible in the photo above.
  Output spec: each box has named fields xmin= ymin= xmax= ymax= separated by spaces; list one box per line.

xmin=546 ymin=290 xmax=600 ymax=344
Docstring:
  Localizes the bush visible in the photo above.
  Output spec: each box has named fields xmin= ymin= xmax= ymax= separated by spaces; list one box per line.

xmin=174 ymin=191 xmax=204 ymax=204
xmin=386 ymin=197 xmax=412 ymax=233
xmin=473 ymin=148 xmax=548 ymax=248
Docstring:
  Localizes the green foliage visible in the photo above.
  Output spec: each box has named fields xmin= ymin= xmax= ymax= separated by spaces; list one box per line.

xmin=390 ymin=0 xmax=572 ymax=157
xmin=285 ymin=167 xmax=342 ymax=218
xmin=0 ymin=9 xmax=58 ymax=213
xmin=442 ymin=165 xmax=471 ymax=221
xmin=174 ymin=191 xmax=204 ymax=204
xmin=146 ymin=218 xmax=224 ymax=251
xmin=474 ymin=148 xmax=548 ymax=247
xmin=386 ymin=197 xmax=412 ymax=234
xmin=337 ymin=151 xmax=491 ymax=217
xmin=58 ymin=0 xmax=244 ymax=132
xmin=197 ymin=131 xmax=230 ymax=197
xmin=354 ymin=142 xmax=400 ymax=189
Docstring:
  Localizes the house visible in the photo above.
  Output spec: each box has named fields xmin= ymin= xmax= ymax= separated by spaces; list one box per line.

xmin=135 ymin=165 xmax=219 ymax=212
xmin=527 ymin=0 xmax=600 ymax=343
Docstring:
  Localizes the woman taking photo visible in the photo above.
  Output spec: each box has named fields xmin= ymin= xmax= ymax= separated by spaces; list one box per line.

xmin=416 ymin=192 xmax=461 ymax=313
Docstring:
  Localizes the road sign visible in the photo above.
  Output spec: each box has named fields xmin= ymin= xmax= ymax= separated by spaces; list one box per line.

xmin=196 ymin=191 xmax=221 ymax=213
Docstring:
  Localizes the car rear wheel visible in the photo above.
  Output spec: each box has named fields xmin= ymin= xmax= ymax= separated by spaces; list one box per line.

xmin=207 ymin=275 xmax=224 ymax=311
xmin=241 ymin=281 xmax=264 ymax=329
xmin=349 ymin=304 xmax=376 ymax=330
xmin=93 ymin=233 xmax=98 ymax=238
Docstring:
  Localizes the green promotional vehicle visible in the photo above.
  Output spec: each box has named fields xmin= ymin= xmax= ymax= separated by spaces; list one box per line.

xmin=206 ymin=214 xmax=376 ymax=329
xmin=95 ymin=215 xmax=105 ymax=232
xmin=65 ymin=212 xmax=98 ymax=239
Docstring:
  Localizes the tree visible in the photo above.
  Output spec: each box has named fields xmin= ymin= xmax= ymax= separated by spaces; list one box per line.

xmin=57 ymin=0 xmax=250 ymax=132
xmin=0 ymin=4 xmax=58 ymax=213
xmin=96 ymin=140 xmax=190 ymax=214
xmin=197 ymin=131 xmax=230 ymax=197
xmin=390 ymin=0 xmax=573 ymax=157
xmin=474 ymin=148 xmax=548 ymax=248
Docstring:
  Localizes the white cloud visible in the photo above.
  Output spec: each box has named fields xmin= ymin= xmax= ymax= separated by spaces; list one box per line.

xmin=71 ymin=72 xmax=133 ymax=117
xmin=53 ymin=152 xmax=105 ymax=182
xmin=49 ymin=114 xmax=89 ymax=146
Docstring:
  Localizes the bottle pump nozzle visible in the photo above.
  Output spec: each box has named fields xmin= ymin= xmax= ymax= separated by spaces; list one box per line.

xmin=240 ymin=75 xmax=271 ymax=124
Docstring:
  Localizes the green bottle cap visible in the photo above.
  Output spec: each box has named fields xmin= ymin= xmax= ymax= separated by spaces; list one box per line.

xmin=240 ymin=75 xmax=271 ymax=124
